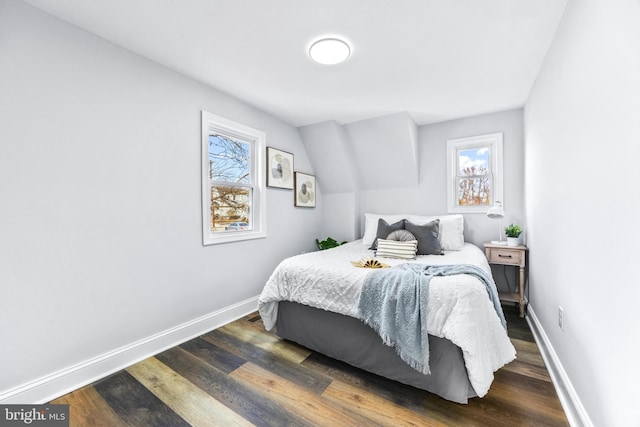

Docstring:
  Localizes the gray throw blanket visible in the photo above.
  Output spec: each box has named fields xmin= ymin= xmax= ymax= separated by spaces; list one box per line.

xmin=356 ymin=263 xmax=506 ymax=375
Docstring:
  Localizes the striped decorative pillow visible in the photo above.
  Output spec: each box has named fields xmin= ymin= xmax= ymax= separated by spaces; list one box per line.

xmin=375 ymin=238 xmax=418 ymax=259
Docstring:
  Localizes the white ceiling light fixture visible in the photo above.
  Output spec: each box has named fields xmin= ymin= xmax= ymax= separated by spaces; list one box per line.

xmin=309 ymin=37 xmax=351 ymax=65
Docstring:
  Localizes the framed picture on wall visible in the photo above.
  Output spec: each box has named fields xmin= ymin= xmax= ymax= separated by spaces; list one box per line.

xmin=266 ymin=147 xmax=294 ymax=189
xmin=294 ymin=172 xmax=316 ymax=207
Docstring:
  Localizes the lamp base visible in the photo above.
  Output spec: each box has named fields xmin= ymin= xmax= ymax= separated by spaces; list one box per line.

xmin=490 ymin=240 xmax=508 ymax=245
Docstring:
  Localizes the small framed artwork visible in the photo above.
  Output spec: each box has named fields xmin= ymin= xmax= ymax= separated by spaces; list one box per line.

xmin=294 ymin=172 xmax=316 ymax=208
xmin=266 ymin=147 xmax=294 ymax=189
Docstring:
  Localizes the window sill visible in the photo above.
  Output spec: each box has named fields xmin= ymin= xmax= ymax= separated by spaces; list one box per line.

xmin=203 ymin=230 xmax=267 ymax=246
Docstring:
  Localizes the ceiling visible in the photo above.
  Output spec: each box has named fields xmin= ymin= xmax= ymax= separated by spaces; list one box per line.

xmin=21 ymin=0 xmax=567 ymax=127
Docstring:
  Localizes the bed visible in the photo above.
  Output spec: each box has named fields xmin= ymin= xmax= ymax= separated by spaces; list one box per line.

xmin=258 ymin=214 xmax=516 ymax=403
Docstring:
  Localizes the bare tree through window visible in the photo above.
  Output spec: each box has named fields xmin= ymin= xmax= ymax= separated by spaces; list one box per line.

xmin=456 ymin=147 xmax=492 ymax=206
xmin=208 ymin=134 xmax=251 ymax=232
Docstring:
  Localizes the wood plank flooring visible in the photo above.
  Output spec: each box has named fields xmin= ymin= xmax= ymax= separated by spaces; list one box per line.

xmin=51 ymin=305 xmax=569 ymax=426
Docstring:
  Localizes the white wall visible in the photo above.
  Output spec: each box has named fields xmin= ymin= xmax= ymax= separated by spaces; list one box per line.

xmin=0 ymin=0 xmax=321 ymax=401
xmin=360 ymin=108 xmax=525 ymax=248
xmin=524 ymin=0 xmax=640 ymax=425
xmin=319 ymin=193 xmax=359 ymax=243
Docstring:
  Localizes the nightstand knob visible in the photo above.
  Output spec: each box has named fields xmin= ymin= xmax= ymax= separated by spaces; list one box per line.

xmin=498 ymin=254 xmax=512 ymax=258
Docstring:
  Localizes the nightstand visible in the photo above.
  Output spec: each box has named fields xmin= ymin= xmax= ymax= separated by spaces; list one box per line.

xmin=484 ymin=243 xmax=528 ymax=317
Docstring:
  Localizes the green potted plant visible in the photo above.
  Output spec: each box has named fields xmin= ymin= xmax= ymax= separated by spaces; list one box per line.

xmin=504 ymin=224 xmax=522 ymax=246
xmin=315 ymin=237 xmax=347 ymax=250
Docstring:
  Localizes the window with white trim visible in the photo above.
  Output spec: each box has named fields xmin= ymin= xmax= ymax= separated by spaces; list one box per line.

xmin=202 ymin=111 xmax=266 ymax=245
xmin=446 ymin=132 xmax=503 ymax=213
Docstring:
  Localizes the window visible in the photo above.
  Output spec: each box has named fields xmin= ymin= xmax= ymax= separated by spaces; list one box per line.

xmin=202 ymin=111 xmax=266 ymax=245
xmin=446 ymin=132 xmax=503 ymax=213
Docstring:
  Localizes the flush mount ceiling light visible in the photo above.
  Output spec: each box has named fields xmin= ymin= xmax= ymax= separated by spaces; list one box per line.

xmin=308 ymin=37 xmax=351 ymax=65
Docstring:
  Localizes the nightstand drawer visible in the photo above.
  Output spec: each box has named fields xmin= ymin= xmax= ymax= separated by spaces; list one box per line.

xmin=486 ymin=247 xmax=523 ymax=266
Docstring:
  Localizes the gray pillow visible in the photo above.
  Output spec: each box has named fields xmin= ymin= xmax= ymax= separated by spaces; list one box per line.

xmin=405 ymin=219 xmax=443 ymax=255
xmin=369 ymin=218 xmax=405 ymax=250
xmin=386 ymin=229 xmax=416 ymax=242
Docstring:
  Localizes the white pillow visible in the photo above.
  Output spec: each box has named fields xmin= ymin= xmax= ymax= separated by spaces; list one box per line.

xmin=408 ymin=214 xmax=464 ymax=251
xmin=362 ymin=213 xmax=408 ymax=247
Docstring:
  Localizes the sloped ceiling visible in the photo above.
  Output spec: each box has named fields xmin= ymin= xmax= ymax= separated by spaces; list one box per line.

xmin=345 ymin=112 xmax=419 ymax=190
xmin=20 ymin=0 xmax=567 ymax=127
xmin=299 ymin=120 xmax=360 ymax=193
xmin=300 ymin=112 xmax=420 ymax=193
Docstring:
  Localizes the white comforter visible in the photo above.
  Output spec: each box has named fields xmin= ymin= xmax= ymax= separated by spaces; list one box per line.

xmin=258 ymin=241 xmax=516 ymax=397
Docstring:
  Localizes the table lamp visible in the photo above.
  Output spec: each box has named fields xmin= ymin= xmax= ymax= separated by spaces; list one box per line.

xmin=486 ymin=201 xmax=506 ymax=245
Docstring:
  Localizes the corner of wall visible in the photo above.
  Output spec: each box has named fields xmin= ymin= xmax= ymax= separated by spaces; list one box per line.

xmin=526 ymin=306 xmax=594 ymax=427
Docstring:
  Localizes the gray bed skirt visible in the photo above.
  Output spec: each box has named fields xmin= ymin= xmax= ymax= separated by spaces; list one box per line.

xmin=275 ymin=301 xmax=476 ymax=403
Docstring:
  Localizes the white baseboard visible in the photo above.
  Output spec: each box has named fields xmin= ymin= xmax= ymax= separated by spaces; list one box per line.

xmin=526 ymin=305 xmax=593 ymax=427
xmin=0 ymin=296 xmax=259 ymax=404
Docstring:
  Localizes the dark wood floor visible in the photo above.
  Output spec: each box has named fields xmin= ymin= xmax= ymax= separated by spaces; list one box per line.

xmin=52 ymin=305 xmax=569 ymax=426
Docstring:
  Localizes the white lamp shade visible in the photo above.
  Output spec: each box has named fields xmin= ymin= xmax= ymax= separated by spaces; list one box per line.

xmin=486 ymin=201 xmax=504 ymax=219
xmin=487 ymin=201 xmax=506 ymax=244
